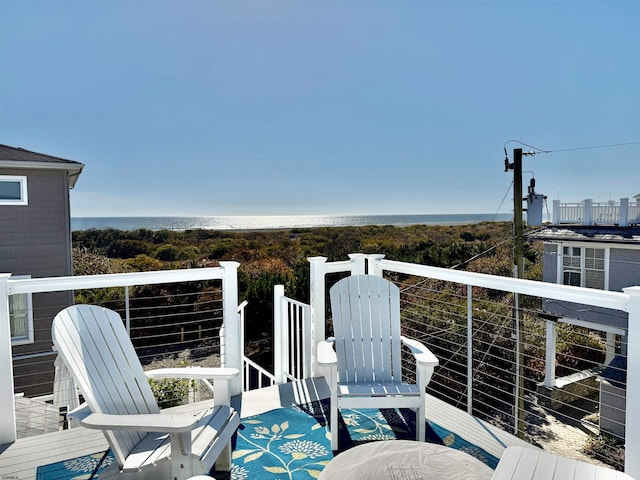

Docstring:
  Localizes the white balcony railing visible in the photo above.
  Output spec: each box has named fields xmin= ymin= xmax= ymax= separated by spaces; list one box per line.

xmin=3 ymin=254 xmax=640 ymax=476
xmin=0 ymin=263 xmax=242 ymax=444
xmin=296 ymin=254 xmax=640 ymax=476
xmin=552 ymin=198 xmax=640 ymax=226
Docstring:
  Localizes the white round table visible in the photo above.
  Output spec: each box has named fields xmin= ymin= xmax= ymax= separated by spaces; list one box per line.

xmin=319 ymin=440 xmax=494 ymax=480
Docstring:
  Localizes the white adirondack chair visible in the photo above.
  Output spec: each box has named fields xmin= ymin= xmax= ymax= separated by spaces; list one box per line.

xmin=318 ymin=275 xmax=439 ymax=451
xmin=51 ymin=305 xmax=240 ymax=480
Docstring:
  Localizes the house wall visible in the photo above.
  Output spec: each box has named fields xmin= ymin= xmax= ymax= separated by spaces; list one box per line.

xmin=541 ymin=243 xmax=635 ymax=332
xmin=0 ymin=167 xmax=74 ymax=395
xmin=599 ymin=383 xmax=626 ymax=438
xmin=609 ymin=248 xmax=640 ymax=292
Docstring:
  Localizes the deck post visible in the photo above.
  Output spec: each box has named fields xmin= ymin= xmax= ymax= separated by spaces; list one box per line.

xmin=348 ymin=253 xmax=367 ymax=275
xmin=0 ymin=274 xmax=17 ymax=444
xmin=467 ymin=285 xmax=473 ymax=414
xmin=624 ymin=286 xmax=640 ymax=477
xmin=273 ymin=285 xmax=286 ymax=384
xmin=220 ymin=261 xmax=242 ymax=396
xmin=366 ymin=254 xmax=386 ymax=277
xmin=309 ymin=257 xmax=328 ymax=377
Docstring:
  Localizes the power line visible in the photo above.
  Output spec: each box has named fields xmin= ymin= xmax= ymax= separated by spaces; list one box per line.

xmin=504 ymin=140 xmax=640 ymax=156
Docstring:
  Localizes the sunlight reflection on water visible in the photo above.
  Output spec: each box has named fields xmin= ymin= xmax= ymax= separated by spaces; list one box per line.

xmin=71 ymin=214 xmax=512 ymax=231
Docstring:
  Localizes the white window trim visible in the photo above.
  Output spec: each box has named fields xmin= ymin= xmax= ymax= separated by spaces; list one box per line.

xmin=10 ymin=274 xmax=34 ymax=346
xmin=555 ymin=243 xmax=609 ymax=290
xmin=0 ymin=175 xmax=28 ymax=205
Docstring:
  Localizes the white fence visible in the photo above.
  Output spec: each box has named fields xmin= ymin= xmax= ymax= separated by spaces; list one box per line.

xmin=553 ymin=198 xmax=640 ymax=226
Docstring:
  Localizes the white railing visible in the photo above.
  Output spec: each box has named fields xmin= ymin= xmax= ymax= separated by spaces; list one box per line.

xmin=0 ymin=262 xmax=242 ymax=444
xmin=552 ymin=198 xmax=640 ymax=226
xmin=273 ymin=285 xmax=312 ymax=384
xmin=306 ymin=254 xmax=640 ymax=476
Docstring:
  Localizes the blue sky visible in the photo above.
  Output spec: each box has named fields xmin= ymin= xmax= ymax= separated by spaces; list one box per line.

xmin=1 ymin=1 xmax=638 ymax=217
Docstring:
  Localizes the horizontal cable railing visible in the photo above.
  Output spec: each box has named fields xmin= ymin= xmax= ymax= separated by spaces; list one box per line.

xmin=307 ymin=255 xmax=637 ymax=474
xmin=380 ymin=267 xmax=629 ymax=471
xmin=2 ymin=266 xmax=240 ymax=442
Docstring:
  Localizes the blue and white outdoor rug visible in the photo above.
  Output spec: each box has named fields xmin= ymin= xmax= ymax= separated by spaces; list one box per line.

xmin=37 ymin=400 xmax=497 ymax=479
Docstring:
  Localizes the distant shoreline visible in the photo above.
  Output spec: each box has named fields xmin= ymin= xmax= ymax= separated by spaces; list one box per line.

xmin=71 ymin=213 xmax=513 ymax=232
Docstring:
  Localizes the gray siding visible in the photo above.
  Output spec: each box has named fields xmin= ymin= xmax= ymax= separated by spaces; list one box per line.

xmin=0 ymin=168 xmax=72 ymax=277
xmin=541 ymin=243 xmax=637 ymax=332
xmin=1 ymin=167 xmax=74 ymax=394
xmin=542 ymin=244 xmax=557 ymax=283
xmin=609 ymin=248 xmax=640 ymax=292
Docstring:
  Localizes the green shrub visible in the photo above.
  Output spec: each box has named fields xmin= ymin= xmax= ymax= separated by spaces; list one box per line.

xmin=147 ymin=351 xmax=194 ymax=408
xmin=582 ymin=432 xmax=624 ymax=470
xmin=149 ymin=377 xmax=191 ymax=409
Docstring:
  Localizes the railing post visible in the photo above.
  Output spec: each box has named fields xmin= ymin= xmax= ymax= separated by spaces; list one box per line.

xmin=366 ymin=254 xmax=386 ymax=277
xmin=348 ymin=253 xmax=367 ymax=275
xmin=624 ymin=286 xmax=640 ymax=477
xmin=220 ymin=261 xmax=242 ymax=396
xmin=544 ymin=319 xmax=557 ymax=387
xmin=0 ymin=274 xmax=17 ymax=444
xmin=467 ymin=285 xmax=473 ymax=414
xmin=620 ymin=198 xmax=629 ymax=227
xmin=273 ymin=285 xmax=286 ymax=384
xmin=552 ymin=199 xmax=560 ymax=224
xmin=583 ymin=199 xmax=593 ymax=225
xmin=308 ymin=257 xmax=328 ymax=377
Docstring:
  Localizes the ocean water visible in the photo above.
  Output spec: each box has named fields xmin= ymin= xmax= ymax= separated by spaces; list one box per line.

xmin=71 ymin=213 xmax=512 ymax=232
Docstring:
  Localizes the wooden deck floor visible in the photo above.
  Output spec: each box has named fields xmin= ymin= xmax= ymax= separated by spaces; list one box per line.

xmin=0 ymin=378 xmax=530 ymax=480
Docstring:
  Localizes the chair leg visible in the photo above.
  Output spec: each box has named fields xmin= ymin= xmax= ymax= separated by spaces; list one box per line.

xmin=330 ymin=404 xmax=339 ymax=451
xmin=416 ymin=404 xmax=426 ymax=442
xmin=215 ymin=441 xmax=232 ymax=471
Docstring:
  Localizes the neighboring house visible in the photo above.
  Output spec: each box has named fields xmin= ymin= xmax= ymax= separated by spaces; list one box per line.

xmin=528 ymin=196 xmax=640 ymax=439
xmin=0 ymin=144 xmax=83 ymax=396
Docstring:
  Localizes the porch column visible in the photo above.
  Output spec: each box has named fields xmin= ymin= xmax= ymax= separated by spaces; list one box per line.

xmin=220 ymin=261 xmax=242 ymax=396
xmin=0 ymin=274 xmax=17 ymax=444
xmin=623 ymin=286 xmax=640 ymax=477
xmin=309 ymin=257 xmax=328 ymax=377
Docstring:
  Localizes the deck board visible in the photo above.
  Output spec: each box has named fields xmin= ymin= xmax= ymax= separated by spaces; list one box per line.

xmin=1 ymin=378 xmax=531 ymax=480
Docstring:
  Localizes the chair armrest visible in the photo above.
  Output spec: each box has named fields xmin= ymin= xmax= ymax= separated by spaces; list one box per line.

xmin=80 ymin=411 xmax=201 ymax=433
xmin=68 ymin=402 xmax=91 ymax=423
xmin=145 ymin=366 xmax=239 ymax=380
xmin=401 ymin=336 xmax=439 ymax=367
xmin=317 ymin=338 xmax=337 ymax=366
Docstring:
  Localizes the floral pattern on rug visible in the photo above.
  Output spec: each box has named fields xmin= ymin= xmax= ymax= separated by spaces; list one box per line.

xmin=36 ymin=450 xmax=114 ymax=480
xmin=228 ymin=401 xmax=498 ymax=479
xmin=38 ymin=402 xmax=497 ymax=480
xmin=232 ymin=409 xmax=332 ymax=479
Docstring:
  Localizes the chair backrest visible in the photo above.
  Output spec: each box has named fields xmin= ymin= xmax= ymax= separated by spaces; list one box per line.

xmin=329 ymin=275 xmax=402 ymax=384
xmin=52 ymin=305 xmax=160 ymax=466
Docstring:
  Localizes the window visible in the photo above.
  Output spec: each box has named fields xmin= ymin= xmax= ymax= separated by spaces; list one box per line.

xmin=561 ymin=246 xmax=605 ymax=289
xmin=0 ymin=175 xmax=28 ymax=205
xmin=10 ymin=275 xmax=34 ymax=345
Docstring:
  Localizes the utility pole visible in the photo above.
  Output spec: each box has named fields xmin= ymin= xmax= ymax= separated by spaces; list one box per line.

xmin=512 ymin=148 xmax=524 ymax=281
xmin=505 ymin=147 xmax=526 ymax=438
